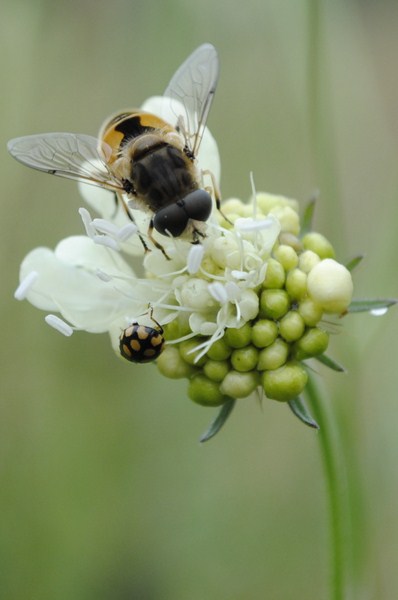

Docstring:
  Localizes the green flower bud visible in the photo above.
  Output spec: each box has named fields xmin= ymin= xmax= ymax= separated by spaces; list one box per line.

xmin=188 ymin=374 xmax=227 ymax=407
xmin=157 ymin=346 xmax=197 ymax=379
xmin=273 ymin=244 xmax=299 ymax=271
xmin=260 ymin=289 xmax=290 ymax=320
xmin=220 ymin=370 xmax=260 ymax=399
xmin=255 ymin=192 xmax=299 ymax=214
xmin=294 ymin=327 xmax=329 ymax=360
xmin=307 ymin=259 xmax=353 ymax=314
xmin=263 ymin=258 xmax=285 ymax=289
xmin=302 ymin=232 xmax=335 ymax=259
xmin=221 ymin=198 xmax=246 ymax=215
xmin=285 ymin=269 xmax=307 ymax=301
xmin=279 ymin=311 xmax=305 ymax=342
xmin=163 ymin=318 xmax=191 ymax=341
xmin=262 ymin=361 xmax=308 ymax=402
xmin=298 ymin=250 xmax=321 ymax=274
xmin=270 ymin=206 xmax=300 ymax=236
xmin=279 ymin=232 xmax=302 ymax=252
xmin=257 ymin=338 xmax=289 ymax=371
xmin=298 ymin=298 xmax=324 ymax=326
xmin=179 ymin=339 xmax=207 ymax=366
xmin=231 ymin=345 xmax=259 ymax=372
xmin=206 ymin=337 xmax=232 ymax=361
xmin=251 ymin=319 xmax=279 ymax=348
xmin=240 ymin=204 xmax=257 ymax=217
xmin=224 ymin=323 xmax=252 ymax=348
xmin=203 ymin=359 xmax=230 ymax=382
xmin=219 ymin=212 xmax=241 ymax=227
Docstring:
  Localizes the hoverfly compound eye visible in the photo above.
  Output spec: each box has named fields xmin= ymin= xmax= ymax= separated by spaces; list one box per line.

xmin=182 ymin=190 xmax=213 ymax=222
xmin=153 ymin=203 xmax=189 ymax=237
xmin=153 ymin=190 xmax=213 ymax=237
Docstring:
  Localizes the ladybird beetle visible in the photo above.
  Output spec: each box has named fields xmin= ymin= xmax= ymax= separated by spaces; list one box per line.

xmin=119 ymin=313 xmax=165 ymax=363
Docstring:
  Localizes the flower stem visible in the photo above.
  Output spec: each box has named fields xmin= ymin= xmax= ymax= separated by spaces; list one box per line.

xmin=306 ymin=375 xmax=350 ymax=600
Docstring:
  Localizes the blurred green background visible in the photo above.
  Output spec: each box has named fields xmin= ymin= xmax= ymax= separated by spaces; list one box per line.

xmin=1 ymin=1 xmax=398 ymax=598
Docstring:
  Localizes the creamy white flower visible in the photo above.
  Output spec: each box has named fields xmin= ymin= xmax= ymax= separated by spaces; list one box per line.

xmin=15 ymin=94 xmax=286 ymax=359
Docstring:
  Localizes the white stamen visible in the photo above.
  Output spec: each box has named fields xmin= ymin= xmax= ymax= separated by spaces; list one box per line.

xmin=370 ymin=307 xmax=388 ymax=317
xmin=96 ymin=269 xmax=113 ymax=282
xmin=14 ymin=271 xmax=38 ymax=300
xmin=190 ymin=327 xmax=225 ymax=362
xmin=249 ymin=171 xmax=257 ymax=218
xmin=117 ymin=223 xmax=138 ymax=241
xmin=231 ymin=270 xmax=249 ymax=280
xmin=153 ymin=302 xmax=196 ymax=312
xmin=235 ymin=216 xmax=275 ymax=232
xmin=92 ymin=235 xmax=119 ymax=250
xmin=208 ymin=282 xmax=229 ymax=304
xmin=79 ymin=207 xmax=96 ymax=238
xmin=92 ymin=218 xmax=120 ymax=237
xmin=45 ymin=314 xmax=74 ymax=336
xmin=167 ymin=331 xmax=198 ymax=345
xmin=234 ymin=300 xmax=242 ymax=322
xmin=187 ymin=245 xmax=204 ymax=274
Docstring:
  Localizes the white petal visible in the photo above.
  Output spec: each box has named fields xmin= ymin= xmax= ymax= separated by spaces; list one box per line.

xmin=54 ymin=236 xmax=132 ymax=275
xmin=77 ymin=178 xmax=146 ymax=256
xmin=189 ymin=312 xmax=218 ymax=336
xmin=19 ymin=238 xmax=140 ymax=331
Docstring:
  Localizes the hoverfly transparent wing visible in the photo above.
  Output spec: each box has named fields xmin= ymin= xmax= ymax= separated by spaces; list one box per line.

xmin=163 ymin=43 xmax=219 ymax=158
xmin=7 ymin=132 xmax=124 ymax=192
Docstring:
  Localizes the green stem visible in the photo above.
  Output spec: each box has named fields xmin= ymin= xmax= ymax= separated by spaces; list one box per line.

xmin=306 ymin=375 xmax=350 ymax=600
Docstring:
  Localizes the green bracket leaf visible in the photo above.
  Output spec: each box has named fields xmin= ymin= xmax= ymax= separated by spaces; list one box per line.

xmin=348 ymin=298 xmax=398 ymax=313
xmin=345 ymin=255 xmax=365 ymax=272
xmin=301 ymin=192 xmax=318 ymax=236
xmin=288 ymin=396 xmax=319 ymax=429
xmin=314 ymin=354 xmax=346 ymax=373
xmin=199 ymin=398 xmax=236 ymax=443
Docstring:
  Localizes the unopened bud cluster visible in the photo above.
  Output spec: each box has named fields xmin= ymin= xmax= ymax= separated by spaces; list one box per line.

xmin=156 ymin=193 xmax=353 ymax=406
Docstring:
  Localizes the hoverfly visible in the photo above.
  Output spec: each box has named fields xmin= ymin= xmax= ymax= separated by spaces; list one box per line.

xmin=7 ymin=44 xmax=221 ymax=257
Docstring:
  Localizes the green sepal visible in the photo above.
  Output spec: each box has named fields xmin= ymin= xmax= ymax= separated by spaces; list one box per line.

xmin=314 ymin=354 xmax=346 ymax=373
xmin=287 ymin=396 xmax=319 ymax=429
xmin=199 ymin=397 xmax=236 ymax=443
xmin=345 ymin=255 xmax=365 ymax=272
xmin=348 ymin=298 xmax=398 ymax=313
xmin=301 ymin=193 xmax=318 ymax=236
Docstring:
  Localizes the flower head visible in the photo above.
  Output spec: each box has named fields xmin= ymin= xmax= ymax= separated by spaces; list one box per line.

xmin=15 ymin=93 xmax=354 ymax=417
xmin=11 ymin=50 xmax=396 ymax=442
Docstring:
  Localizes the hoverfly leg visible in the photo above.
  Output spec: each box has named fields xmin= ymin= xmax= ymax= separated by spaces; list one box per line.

xmin=202 ymin=169 xmax=232 ymax=225
xmin=148 ymin=218 xmax=171 ymax=260
xmin=192 ymin=227 xmax=206 ymax=244
xmin=116 ymin=192 xmax=151 ymax=254
xmin=111 ymin=192 xmax=119 ymax=219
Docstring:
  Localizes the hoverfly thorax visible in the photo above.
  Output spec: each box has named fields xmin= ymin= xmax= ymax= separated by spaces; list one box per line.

xmin=127 ymin=133 xmax=198 ymax=212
